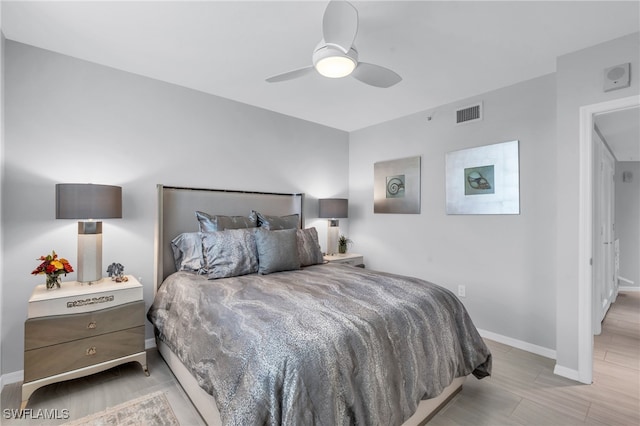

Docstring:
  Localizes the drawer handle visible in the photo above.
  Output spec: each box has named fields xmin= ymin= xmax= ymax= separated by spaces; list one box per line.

xmin=86 ymin=347 xmax=97 ymax=356
xmin=87 ymin=322 xmax=97 ymax=329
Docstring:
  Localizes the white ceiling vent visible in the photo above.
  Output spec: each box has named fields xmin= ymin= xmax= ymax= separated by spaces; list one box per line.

xmin=455 ymin=102 xmax=483 ymax=125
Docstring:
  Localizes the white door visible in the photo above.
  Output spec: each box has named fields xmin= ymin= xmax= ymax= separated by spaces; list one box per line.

xmin=602 ymin=147 xmax=616 ymax=309
xmin=593 ymin=133 xmax=616 ymax=335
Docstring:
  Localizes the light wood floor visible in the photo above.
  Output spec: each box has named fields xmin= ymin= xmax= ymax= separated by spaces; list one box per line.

xmin=430 ymin=290 xmax=640 ymax=426
xmin=2 ymin=291 xmax=638 ymax=425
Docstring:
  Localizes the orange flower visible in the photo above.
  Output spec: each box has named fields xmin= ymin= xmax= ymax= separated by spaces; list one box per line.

xmin=31 ymin=250 xmax=74 ymax=277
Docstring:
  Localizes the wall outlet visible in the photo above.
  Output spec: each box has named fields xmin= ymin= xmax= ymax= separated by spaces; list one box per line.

xmin=457 ymin=285 xmax=466 ymax=298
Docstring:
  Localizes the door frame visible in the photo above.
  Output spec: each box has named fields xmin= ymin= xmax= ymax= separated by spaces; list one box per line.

xmin=578 ymin=94 xmax=639 ymax=384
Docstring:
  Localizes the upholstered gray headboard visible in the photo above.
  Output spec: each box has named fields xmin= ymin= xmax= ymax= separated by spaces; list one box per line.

xmin=154 ymin=185 xmax=304 ymax=290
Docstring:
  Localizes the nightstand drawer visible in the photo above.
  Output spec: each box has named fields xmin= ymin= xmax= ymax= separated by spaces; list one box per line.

xmin=24 ymin=326 xmax=145 ymax=383
xmin=27 ymin=278 xmax=143 ymax=318
xmin=25 ymin=301 xmax=145 ymax=350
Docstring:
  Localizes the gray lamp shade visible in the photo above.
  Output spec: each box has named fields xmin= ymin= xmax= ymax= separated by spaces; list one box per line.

xmin=319 ymin=198 xmax=348 ymax=218
xmin=56 ymin=184 xmax=122 ymax=219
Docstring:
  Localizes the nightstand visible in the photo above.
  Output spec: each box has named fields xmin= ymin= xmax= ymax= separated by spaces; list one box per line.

xmin=324 ymin=253 xmax=364 ymax=267
xmin=21 ymin=276 xmax=148 ymax=410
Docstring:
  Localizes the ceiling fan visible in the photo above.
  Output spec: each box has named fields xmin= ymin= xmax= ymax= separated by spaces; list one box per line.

xmin=266 ymin=0 xmax=402 ymax=88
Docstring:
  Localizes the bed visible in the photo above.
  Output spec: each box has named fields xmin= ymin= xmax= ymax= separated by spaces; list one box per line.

xmin=149 ymin=185 xmax=491 ymax=425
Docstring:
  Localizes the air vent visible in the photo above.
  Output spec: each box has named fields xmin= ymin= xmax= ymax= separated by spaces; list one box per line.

xmin=455 ymin=102 xmax=482 ymax=125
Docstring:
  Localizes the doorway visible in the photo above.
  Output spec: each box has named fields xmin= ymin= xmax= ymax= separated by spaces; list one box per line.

xmin=577 ymin=94 xmax=640 ymax=384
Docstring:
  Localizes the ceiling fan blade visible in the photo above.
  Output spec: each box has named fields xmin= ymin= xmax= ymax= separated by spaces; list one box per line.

xmin=322 ymin=0 xmax=358 ymax=53
xmin=352 ymin=62 xmax=402 ymax=88
xmin=266 ymin=66 xmax=315 ymax=83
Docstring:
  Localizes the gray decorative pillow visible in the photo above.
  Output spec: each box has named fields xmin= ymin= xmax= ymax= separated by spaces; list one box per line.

xmin=196 ymin=211 xmax=258 ymax=233
xmin=255 ymin=228 xmax=301 ymax=275
xmin=296 ymin=227 xmax=324 ymax=266
xmin=170 ymin=232 xmax=204 ymax=273
xmin=201 ymin=229 xmax=258 ymax=279
xmin=250 ymin=210 xmax=300 ymax=230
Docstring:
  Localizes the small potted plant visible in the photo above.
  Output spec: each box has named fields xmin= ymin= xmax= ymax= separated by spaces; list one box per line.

xmin=338 ymin=235 xmax=352 ymax=254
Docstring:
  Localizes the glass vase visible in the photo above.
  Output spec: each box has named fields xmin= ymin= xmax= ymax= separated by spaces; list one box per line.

xmin=45 ymin=274 xmax=61 ymax=289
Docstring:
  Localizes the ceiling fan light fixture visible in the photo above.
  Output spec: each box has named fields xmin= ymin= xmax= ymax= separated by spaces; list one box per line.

xmin=267 ymin=2 xmax=401 ymax=88
xmin=316 ymin=56 xmax=356 ymax=78
xmin=313 ymin=44 xmax=358 ymax=78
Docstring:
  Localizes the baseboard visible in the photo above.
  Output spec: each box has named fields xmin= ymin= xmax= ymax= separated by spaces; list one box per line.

xmin=553 ymin=364 xmax=581 ymax=382
xmin=477 ymin=329 xmax=587 ymax=382
xmin=1 ymin=369 xmax=24 ymax=390
xmin=619 ymin=286 xmax=640 ymax=292
xmin=618 ymin=276 xmax=635 ymax=286
xmin=477 ymin=328 xmax=556 ymax=359
xmin=145 ymin=338 xmax=157 ymax=350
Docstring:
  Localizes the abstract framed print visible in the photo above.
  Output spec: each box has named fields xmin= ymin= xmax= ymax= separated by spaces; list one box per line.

xmin=374 ymin=156 xmax=421 ymax=214
xmin=446 ymin=140 xmax=520 ymax=214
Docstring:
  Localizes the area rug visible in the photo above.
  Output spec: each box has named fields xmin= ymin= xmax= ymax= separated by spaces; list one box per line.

xmin=63 ymin=391 xmax=180 ymax=426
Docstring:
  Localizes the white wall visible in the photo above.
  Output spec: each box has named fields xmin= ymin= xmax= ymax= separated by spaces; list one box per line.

xmin=349 ymin=74 xmax=558 ymax=351
xmin=615 ymin=161 xmax=640 ymax=288
xmin=555 ymin=32 xmax=639 ymax=373
xmin=1 ymin=41 xmax=349 ymax=375
xmin=0 ymin=4 xmax=5 ymax=387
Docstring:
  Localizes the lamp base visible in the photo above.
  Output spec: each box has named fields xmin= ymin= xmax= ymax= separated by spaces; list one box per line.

xmin=326 ymin=220 xmax=339 ymax=255
xmin=77 ymin=221 xmax=103 ymax=283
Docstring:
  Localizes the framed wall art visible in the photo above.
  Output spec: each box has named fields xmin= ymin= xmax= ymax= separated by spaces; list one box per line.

xmin=374 ymin=156 xmax=421 ymax=214
xmin=445 ymin=140 xmax=520 ymax=214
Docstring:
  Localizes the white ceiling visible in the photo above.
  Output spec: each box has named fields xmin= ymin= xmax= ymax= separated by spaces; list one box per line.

xmin=1 ymin=1 xmax=639 ymax=133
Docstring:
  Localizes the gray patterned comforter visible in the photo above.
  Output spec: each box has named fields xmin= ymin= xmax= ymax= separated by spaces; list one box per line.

xmin=147 ymin=264 xmax=491 ymax=426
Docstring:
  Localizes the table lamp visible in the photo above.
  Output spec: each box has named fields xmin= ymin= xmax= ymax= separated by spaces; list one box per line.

xmin=318 ymin=198 xmax=348 ymax=255
xmin=56 ymin=183 xmax=122 ymax=283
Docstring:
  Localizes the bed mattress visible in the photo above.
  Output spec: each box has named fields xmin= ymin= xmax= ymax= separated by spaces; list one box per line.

xmin=148 ymin=263 xmax=491 ymax=425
